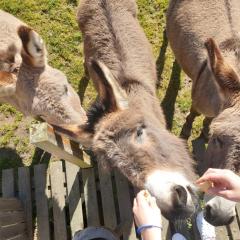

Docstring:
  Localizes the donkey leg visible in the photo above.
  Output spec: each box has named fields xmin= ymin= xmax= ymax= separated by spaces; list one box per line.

xmin=200 ymin=117 xmax=213 ymax=142
xmin=180 ymin=106 xmax=200 ymax=139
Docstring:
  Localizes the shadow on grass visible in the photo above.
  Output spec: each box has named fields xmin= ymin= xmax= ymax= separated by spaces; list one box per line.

xmin=156 ymin=30 xmax=168 ymax=88
xmin=78 ymin=74 xmax=90 ymax=104
xmin=0 ymin=147 xmax=23 ymax=170
xmin=66 ymin=0 xmax=78 ymax=6
xmin=161 ymin=60 xmax=181 ymax=130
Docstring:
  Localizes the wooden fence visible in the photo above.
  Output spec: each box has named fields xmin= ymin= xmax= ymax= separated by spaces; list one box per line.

xmin=0 ymin=161 xmax=139 ymax=240
xmin=1 ymin=161 xmax=240 ymax=240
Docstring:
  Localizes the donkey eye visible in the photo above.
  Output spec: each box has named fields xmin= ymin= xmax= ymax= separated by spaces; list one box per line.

xmin=136 ymin=126 xmax=143 ymax=137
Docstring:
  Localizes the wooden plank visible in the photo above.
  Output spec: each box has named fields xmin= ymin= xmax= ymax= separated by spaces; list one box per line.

xmin=18 ymin=167 xmax=33 ymax=239
xmin=34 ymin=164 xmax=50 ymax=240
xmin=65 ymin=162 xmax=84 ymax=237
xmin=0 ymin=198 xmax=22 ymax=211
xmin=0 ymin=211 xmax=24 ymax=226
xmin=98 ymin=162 xmax=117 ymax=230
xmin=82 ymin=167 xmax=100 ymax=226
xmin=114 ymin=170 xmax=137 ymax=240
xmin=235 ymin=204 xmax=240 ymax=231
xmin=161 ymin=217 xmax=170 ymax=239
xmin=50 ymin=161 xmax=68 ymax=240
xmin=216 ymin=226 xmax=229 ymax=240
xmin=227 ymin=216 xmax=240 ymax=240
xmin=2 ymin=169 xmax=14 ymax=197
xmin=30 ymin=123 xmax=91 ymax=168
xmin=6 ymin=234 xmax=29 ymax=240
xmin=1 ymin=222 xmax=27 ymax=239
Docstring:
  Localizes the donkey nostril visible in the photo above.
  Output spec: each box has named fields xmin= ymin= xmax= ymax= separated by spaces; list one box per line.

xmin=173 ymin=185 xmax=187 ymax=207
xmin=205 ymin=205 xmax=212 ymax=220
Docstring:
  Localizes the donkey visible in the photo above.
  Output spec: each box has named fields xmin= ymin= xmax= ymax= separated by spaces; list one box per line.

xmin=166 ymin=0 xmax=240 ymax=226
xmin=0 ymin=10 xmax=86 ymax=126
xmin=60 ymin=0 xmax=198 ymax=220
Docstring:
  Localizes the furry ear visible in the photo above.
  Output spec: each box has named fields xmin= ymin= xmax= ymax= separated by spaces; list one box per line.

xmin=53 ymin=124 xmax=93 ymax=149
xmin=0 ymin=71 xmax=16 ymax=97
xmin=91 ymin=60 xmax=128 ymax=111
xmin=205 ymin=38 xmax=240 ymax=92
xmin=18 ymin=25 xmax=47 ymax=67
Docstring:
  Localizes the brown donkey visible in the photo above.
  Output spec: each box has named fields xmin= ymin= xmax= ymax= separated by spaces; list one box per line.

xmin=167 ymin=0 xmax=240 ymax=226
xmin=0 ymin=10 xmax=86 ymax=126
xmin=61 ymin=0 xmax=198 ymax=220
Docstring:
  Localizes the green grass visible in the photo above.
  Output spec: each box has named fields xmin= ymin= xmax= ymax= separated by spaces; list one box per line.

xmin=0 ymin=0 xmax=203 ymax=171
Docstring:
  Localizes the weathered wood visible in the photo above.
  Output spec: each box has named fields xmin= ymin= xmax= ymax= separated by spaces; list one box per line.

xmin=0 ymin=211 xmax=24 ymax=226
xmin=82 ymin=167 xmax=100 ymax=226
xmin=1 ymin=223 xmax=27 ymax=239
xmin=34 ymin=164 xmax=50 ymax=240
xmin=49 ymin=161 xmax=68 ymax=240
xmin=114 ymin=170 xmax=137 ymax=240
xmin=2 ymin=169 xmax=14 ymax=198
xmin=0 ymin=198 xmax=22 ymax=211
xmin=227 ymin=217 xmax=240 ymax=240
xmin=98 ymin=162 xmax=117 ymax=230
xmin=161 ymin=217 xmax=170 ymax=240
xmin=30 ymin=123 xmax=91 ymax=168
xmin=18 ymin=167 xmax=33 ymax=239
xmin=235 ymin=204 xmax=240 ymax=231
xmin=6 ymin=234 xmax=29 ymax=240
xmin=65 ymin=162 xmax=84 ymax=237
xmin=216 ymin=226 xmax=229 ymax=240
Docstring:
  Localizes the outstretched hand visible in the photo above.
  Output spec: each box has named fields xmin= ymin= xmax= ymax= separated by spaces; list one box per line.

xmin=197 ymin=168 xmax=240 ymax=202
xmin=133 ymin=190 xmax=162 ymax=240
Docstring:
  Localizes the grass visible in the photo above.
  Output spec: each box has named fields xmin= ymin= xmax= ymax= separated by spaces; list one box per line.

xmin=0 ymin=0 xmax=203 ymax=170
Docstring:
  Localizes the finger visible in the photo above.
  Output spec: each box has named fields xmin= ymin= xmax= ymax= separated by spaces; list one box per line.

xmin=215 ymin=189 xmax=234 ymax=200
xmin=149 ymin=196 xmax=160 ymax=211
xmin=207 ymin=186 xmax=226 ymax=195
xmin=133 ymin=198 xmax=137 ymax=207
xmin=196 ymin=173 xmax=223 ymax=184
xmin=197 ymin=169 xmax=223 ymax=184
xmin=136 ymin=191 xmax=149 ymax=207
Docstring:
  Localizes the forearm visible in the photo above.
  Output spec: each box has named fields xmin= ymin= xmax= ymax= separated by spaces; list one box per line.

xmin=141 ymin=228 xmax=162 ymax=240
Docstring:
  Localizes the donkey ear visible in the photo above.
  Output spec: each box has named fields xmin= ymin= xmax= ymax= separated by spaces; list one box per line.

xmin=18 ymin=25 xmax=47 ymax=67
xmin=91 ymin=60 xmax=129 ymax=111
xmin=205 ymin=38 xmax=240 ymax=92
xmin=53 ymin=124 xmax=93 ymax=149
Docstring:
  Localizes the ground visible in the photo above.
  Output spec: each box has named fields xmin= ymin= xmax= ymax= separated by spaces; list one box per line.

xmin=0 ymin=0 xmax=204 ymax=172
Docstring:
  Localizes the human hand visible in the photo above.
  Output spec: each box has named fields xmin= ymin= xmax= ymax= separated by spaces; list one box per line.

xmin=196 ymin=168 xmax=240 ymax=202
xmin=133 ymin=190 xmax=162 ymax=239
xmin=133 ymin=190 xmax=162 ymax=227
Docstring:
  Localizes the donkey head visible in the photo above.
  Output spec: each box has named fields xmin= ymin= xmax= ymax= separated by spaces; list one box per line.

xmin=201 ymin=38 xmax=240 ymax=226
xmin=61 ymin=60 xmax=198 ymax=220
xmin=0 ymin=26 xmax=86 ymax=126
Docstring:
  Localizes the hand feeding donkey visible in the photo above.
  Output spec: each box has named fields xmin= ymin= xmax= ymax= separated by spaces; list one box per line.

xmin=63 ymin=0 xmax=198 ymax=220
xmin=0 ymin=10 xmax=86 ymax=126
xmin=167 ymin=0 xmax=240 ymax=226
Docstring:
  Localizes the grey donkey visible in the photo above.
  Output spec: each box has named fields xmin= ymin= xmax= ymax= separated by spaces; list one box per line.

xmin=60 ymin=0 xmax=198 ymax=220
xmin=167 ymin=0 xmax=240 ymax=226
xmin=0 ymin=10 xmax=86 ymax=126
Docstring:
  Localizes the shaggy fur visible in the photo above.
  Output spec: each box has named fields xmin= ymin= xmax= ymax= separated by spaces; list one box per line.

xmin=167 ymin=0 xmax=240 ymax=226
xmin=76 ymin=0 xmax=197 ymax=220
xmin=0 ymin=10 xmax=86 ymax=126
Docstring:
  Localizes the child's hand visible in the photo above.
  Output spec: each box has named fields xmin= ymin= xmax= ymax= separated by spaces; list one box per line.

xmin=133 ymin=190 xmax=161 ymax=227
xmin=196 ymin=168 xmax=240 ymax=202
